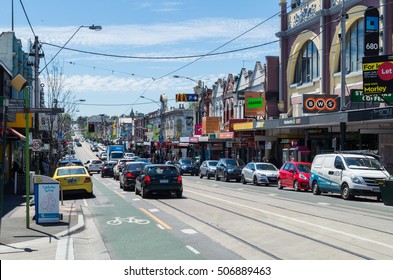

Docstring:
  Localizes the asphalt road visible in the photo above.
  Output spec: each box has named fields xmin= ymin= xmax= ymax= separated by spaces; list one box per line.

xmin=70 ymin=141 xmax=393 ymax=260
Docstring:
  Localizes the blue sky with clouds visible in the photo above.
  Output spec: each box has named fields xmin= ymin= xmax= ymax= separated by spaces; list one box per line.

xmin=1 ymin=0 xmax=281 ymax=117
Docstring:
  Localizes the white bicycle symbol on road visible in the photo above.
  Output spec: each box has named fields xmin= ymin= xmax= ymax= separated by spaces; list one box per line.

xmin=107 ymin=216 xmax=150 ymax=226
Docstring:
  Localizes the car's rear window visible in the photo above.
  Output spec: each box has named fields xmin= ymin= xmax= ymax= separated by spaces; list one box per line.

xmin=126 ymin=163 xmax=147 ymax=171
xmin=148 ymin=166 xmax=178 ymax=175
xmin=57 ymin=168 xmax=87 ymax=176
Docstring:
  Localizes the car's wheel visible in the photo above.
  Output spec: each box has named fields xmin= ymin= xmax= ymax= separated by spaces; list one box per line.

xmin=277 ymin=179 xmax=283 ymax=189
xmin=241 ymin=175 xmax=247 ymax=184
xmin=253 ymin=176 xmax=259 ymax=186
xmin=236 ymin=178 xmax=241 ymax=182
xmin=312 ymin=181 xmax=321 ymax=195
xmin=293 ymin=180 xmax=299 ymax=191
xmin=215 ymin=172 xmax=220 ymax=181
xmin=119 ymin=181 xmax=123 ymax=189
xmin=176 ymin=190 xmax=182 ymax=198
xmin=199 ymin=172 xmax=203 ymax=179
xmin=341 ymin=183 xmax=353 ymax=200
xmin=101 ymin=173 xmax=104 ymax=178
xmin=135 ymin=186 xmax=140 ymax=195
xmin=207 ymin=173 xmax=211 ymax=180
xmin=224 ymin=172 xmax=230 ymax=182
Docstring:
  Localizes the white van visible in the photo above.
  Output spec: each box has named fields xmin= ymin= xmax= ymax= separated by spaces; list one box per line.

xmin=309 ymin=153 xmax=390 ymax=200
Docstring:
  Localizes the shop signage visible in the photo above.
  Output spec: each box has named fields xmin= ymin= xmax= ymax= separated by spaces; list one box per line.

xmin=348 ymin=106 xmax=393 ymax=121
xmin=179 ymin=137 xmax=189 ymax=142
xmin=189 ymin=137 xmax=199 ymax=143
xmin=198 ymin=136 xmax=209 ymax=142
xmin=362 ymin=54 xmax=393 ymax=95
xmin=364 ymin=6 xmax=380 ymax=57
xmin=255 ymin=121 xmax=265 ymax=128
xmin=351 ymin=89 xmax=393 ymax=103
xmin=218 ymin=132 xmax=234 ymax=139
xmin=233 ymin=122 xmax=254 ymax=130
xmin=202 ymin=116 xmax=220 ymax=134
xmin=279 ymin=117 xmax=309 ymax=126
xmin=245 ymin=92 xmax=266 ymax=117
xmin=209 ymin=133 xmax=216 ymax=139
xmin=303 ymin=94 xmax=339 ymax=113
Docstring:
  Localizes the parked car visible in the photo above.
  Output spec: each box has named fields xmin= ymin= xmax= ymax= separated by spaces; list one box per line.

xmin=215 ymin=158 xmax=245 ymax=182
xmin=84 ymin=159 xmax=103 ymax=173
xmin=277 ymin=162 xmax=312 ymax=191
xmin=53 ymin=165 xmax=93 ymax=197
xmin=199 ymin=160 xmax=218 ymax=179
xmin=101 ymin=161 xmax=117 ymax=178
xmin=175 ymin=158 xmax=199 ymax=176
xmin=135 ymin=164 xmax=183 ymax=198
xmin=119 ymin=162 xmax=148 ymax=191
xmin=113 ymin=158 xmax=133 ymax=180
xmin=310 ymin=153 xmax=389 ymax=200
xmin=241 ymin=162 xmax=279 ymax=186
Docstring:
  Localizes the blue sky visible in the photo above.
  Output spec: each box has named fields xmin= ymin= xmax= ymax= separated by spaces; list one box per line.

xmin=1 ymin=0 xmax=281 ymax=118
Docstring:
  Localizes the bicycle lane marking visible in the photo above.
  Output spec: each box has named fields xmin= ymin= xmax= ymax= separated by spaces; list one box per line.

xmin=90 ymin=177 xmax=203 ymax=259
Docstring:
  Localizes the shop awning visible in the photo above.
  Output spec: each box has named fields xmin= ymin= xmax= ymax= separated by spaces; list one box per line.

xmin=0 ymin=127 xmax=26 ymax=141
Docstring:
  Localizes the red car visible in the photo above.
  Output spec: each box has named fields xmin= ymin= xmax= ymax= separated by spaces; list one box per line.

xmin=277 ymin=162 xmax=311 ymax=191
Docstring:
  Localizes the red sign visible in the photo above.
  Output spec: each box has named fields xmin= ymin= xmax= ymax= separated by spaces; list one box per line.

xmin=195 ymin=124 xmax=202 ymax=135
xmin=378 ymin=62 xmax=393 ymax=81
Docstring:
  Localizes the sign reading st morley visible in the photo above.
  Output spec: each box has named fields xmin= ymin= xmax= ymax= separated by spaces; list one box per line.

xmin=362 ymin=55 xmax=393 ymax=95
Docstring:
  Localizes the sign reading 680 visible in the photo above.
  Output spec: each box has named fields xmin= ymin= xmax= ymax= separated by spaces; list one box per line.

xmin=303 ymin=95 xmax=340 ymax=113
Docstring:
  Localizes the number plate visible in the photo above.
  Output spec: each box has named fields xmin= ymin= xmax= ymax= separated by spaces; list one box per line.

xmin=160 ymin=179 xmax=169 ymax=183
xmin=67 ymin=178 xmax=77 ymax=183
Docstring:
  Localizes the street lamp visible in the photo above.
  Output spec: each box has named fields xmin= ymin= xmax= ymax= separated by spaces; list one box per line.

xmin=40 ymin=24 xmax=102 ymax=74
xmin=141 ymin=96 xmax=163 ymax=163
xmin=173 ymin=75 xmax=205 ymax=123
xmin=173 ymin=75 xmax=206 ymax=162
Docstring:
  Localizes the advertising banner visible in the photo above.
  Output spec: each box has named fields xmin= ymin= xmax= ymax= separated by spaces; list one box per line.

xmin=362 ymin=55 xmax=393 ymax=95
xmin=245 ymin=92 xmax=265 ymax=117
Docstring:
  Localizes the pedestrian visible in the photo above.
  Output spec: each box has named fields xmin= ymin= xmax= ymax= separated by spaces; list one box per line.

xmin=11 ymin=161 xmax=20 ymax=178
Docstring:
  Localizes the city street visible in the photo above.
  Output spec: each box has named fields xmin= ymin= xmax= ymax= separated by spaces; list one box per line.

xmin=70 ymin=142 xmax=393 ymax=260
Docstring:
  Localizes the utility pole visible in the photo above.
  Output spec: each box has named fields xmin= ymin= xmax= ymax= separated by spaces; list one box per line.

xmin=339 ymin=1 xmax=347 ymax=151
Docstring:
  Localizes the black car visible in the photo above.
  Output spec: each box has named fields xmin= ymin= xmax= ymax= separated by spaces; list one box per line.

xmin=101 ymin=160 xmax=117 ymax=178
xmin=119 ymin=162 xmax=148 ymax=191
xmin=176 ymin=158 xmax=199 ymax=176
xmin=215 ymin=158 xmax=245 ymax=182
xmin=57 ymin=159 xmax=84 ymax=167
xmin=135 ymin=164 xmax=183 ymax=198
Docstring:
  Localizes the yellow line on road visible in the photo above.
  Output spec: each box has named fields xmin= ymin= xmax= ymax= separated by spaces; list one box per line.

xmin=113 ymin=189 xmax=126 ymax=199
xmin=140 ymin=208 xmax=172 ymax=230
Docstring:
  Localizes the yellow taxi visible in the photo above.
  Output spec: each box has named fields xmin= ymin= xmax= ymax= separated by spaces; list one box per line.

xmin=53 ymin=165 xmax=93 ymax=197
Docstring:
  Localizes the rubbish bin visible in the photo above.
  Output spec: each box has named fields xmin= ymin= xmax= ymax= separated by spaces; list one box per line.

xmin=379 ymin=180 xmax=393 ymax=206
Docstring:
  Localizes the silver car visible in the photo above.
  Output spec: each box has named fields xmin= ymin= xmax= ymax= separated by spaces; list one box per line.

xmin=241 ymin=162 xmax=279 ymax=186
xmin=199 ymin=160 xmax=218 ymax=179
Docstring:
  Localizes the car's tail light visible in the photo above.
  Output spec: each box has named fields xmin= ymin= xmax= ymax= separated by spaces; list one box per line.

xmin=177 ymin=175 xmax=182 ymax=184
xmin=84 ymin=177 xmax=92 ymax=183
xmin=144 ymin=175 xmax=151 ymax=184
xmin=126 ymin=172 xmax=134 ymax=178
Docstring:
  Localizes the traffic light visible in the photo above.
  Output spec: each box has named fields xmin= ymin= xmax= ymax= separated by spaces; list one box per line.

xmin=88 ymin=123 xmax=95 ymax=133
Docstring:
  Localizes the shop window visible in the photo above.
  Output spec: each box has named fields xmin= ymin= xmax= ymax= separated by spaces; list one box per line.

xmin=294 ymin=40 xmax=319 ymax=85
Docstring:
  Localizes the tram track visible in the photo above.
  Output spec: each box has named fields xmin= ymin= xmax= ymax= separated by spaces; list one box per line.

xmin=156 ymin=196 xmax=375 ymax=260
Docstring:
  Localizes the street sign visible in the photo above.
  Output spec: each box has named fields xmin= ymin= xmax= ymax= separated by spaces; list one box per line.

xmin=364 ymin=6 xmax=380 ymax=57
xmin=32 ymin=139 xmax=43 ymax=152
xmin=8 ymin=107 xmax=64 ymax=113
xmin=175 ymin=93 xmax=198 ymax=102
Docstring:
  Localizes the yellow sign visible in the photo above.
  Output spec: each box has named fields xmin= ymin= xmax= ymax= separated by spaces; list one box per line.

xmin=233 ymin=122 xmax=253 ymax=130
xmin=176 ymin=93 xmax=187 ymax=102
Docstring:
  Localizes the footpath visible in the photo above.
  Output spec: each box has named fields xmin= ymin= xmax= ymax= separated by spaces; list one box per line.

xmin=0 ymin=193 xmax=84 ymax=260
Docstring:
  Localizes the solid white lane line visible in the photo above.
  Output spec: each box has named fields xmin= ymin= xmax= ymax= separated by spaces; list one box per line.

xmin=186 ymin=245 xmax=200 ymax=254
